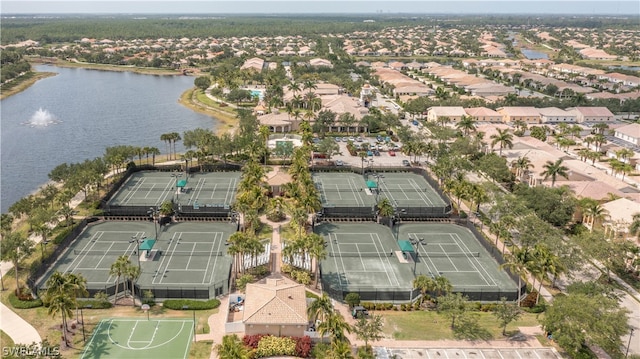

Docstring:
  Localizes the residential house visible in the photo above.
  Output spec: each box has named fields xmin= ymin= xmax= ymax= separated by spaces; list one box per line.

xmin=465 ymin=107 xmax=502 ymax=122
xmin=426 ymin=106 xmax=467 ymax=123
xmin=242 ymin=277 xmax=308 ymax=337
xmin=496 ymin=107 xmax=541 ymax=124
xmin=240 ymin=57 xmax=265 ymax=72
xmin=538 ymin=107 xmax=577 ymax=123
xmin=614 ymin=123 xmax=640 ymax=146
xmin=567 ymin=107 xmax=615 ymax=123
xmin=309 ymin=58 xmax=333 ymax=68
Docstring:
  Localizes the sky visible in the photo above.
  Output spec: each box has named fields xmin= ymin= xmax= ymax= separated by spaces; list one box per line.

xmin=1 ymin=1 xmax=639 ymax=15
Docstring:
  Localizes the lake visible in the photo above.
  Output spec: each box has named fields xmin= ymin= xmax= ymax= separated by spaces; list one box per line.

xmin=0 ymin=65 xmax=219 ymax=213
xmin=521 ymin=49 xmax=549 ymax=60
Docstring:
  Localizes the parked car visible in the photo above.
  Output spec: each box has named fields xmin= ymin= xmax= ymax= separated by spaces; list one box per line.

xmin=373 ymin=150 xmax=380 ymax=156
xmin=367 ymin=150 xmax=373 ymax=157
xmin=388 ymin=151 xmax=396 ymax=156
xmin=335 ymin=160 xmax=344 ymax=166
xmin=352 ymin=306 xmax=369 ymax=319
xmin=402 ymin=159 xmax=411 ymax=166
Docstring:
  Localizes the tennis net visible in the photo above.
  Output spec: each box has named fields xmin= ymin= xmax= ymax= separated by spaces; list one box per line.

xmin=418 ymin=252 xmax=480 ymax=258
xmin=73 ymin=249 xmax=224 ymax=256
xmin=329 ymin=252 xmax=393 ymax=258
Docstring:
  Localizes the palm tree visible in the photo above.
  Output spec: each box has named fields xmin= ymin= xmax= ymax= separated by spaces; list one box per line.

xmin=413 ymin=274 xmax=437 ymax=303
xmin=308 ymin=292 xmax=334 ymax=323
xmin=511 ymin=156 xmax=534 ymax=182
xmin=541 ymin=159 xmax=570 ymax=187
xmin=330 ymin=340 xmax=354 ymax=359
xmin=126 ymin=264 xmax=142 ymax=307
xmin=46 ymin=290 xmax=74 ymax=346
xmin=456 ymin=116 xmax=476 ymax=136
xmin=308 ymin=234 xmax=327 ymax=289
xmin=434 ymin=275 xmax=453 ymax=298
xmin=66 ymin=273 xmax=89 ymax=320
xmin=109 ymin=255 xmax=131 ymax=304
xmin=317 ymin=311 xmax=352 ymax=343
xmin=500 ymin=247 xmax=531 ymax=307
xmin=215 ymin=334 xmax=250 ymax=359
xmin=376 ymin=198 xmax=395 ymax=226
xmin=490 ymin=129 xmax=514 ymax=155
xmin=0 ymin=231 xmax=35 ymax=290
xmin=160 ymin=133 xmax=171 ymax=160
xmin=583 ymin=202 xmax=609 ymax=232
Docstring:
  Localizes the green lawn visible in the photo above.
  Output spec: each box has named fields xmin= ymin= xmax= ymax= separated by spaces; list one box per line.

xmin=1 ymin=329 xmax=15 ymax=347
xmin=381 ymin=310 xmax=543 ymax=340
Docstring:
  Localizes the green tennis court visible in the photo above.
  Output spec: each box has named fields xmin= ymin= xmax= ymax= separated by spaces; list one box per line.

xmin=399 ymin=223 xmax=517 ymax=295
xmin=108 ymin=171 xmax=240 ymax=208
xmin=81 ymin=318 xmax=193 ymax=359
xmin=38 ymin=221 xmax=234 ymax=298
xmin=317 ymin=222 xmax=518 ymax=302
xmin=313 ymin=172 xmax=446 ymax=208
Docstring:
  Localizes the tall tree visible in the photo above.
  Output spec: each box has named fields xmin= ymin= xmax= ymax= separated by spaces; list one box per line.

xmin=493 ymin=297 xmax=522 ymax=336
xmin=490 ymin=129 xmax=514 ymax=155
xmin=109 ymin=255 xmax=131 ymax=304
xmin=541 ymin=159 xmax=570 ymax=187
xmin=0 ymin=231 xmax=35 ymax=290
xmin=353 ymin=314 xmax=384 ymax=349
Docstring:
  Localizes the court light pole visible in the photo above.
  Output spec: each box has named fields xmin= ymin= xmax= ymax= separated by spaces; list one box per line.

xmin=40 ymin=240 xmax=49 ymax=263
xmin=171 ymin=172 xmax=183 ymax=203
xmin=148 ymin=207 xmax=159 ymax=240
xmin=130 ymin=234 xmax=146 ymax=270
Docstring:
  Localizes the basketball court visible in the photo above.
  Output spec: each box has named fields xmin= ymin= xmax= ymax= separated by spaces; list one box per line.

xmin=81 ymin=318 xmax=194 ymax=359
xmin=38 ymin=221 xmax=234 ymax=298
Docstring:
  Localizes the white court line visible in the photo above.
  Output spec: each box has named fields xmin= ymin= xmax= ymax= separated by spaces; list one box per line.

xmin=328 ymin=233 xmax=344 ymax=288
xmin=187 ymin=178 xmax=203 ymax=204
xmin=350 ymin=177 xmax=366 ymax=206
xmin=209 ymin=183 xmax=219 ymax=200
xmin=203 ymin=232 xmax=220 ymax=284
xmin=372 ymin=233 xmax=401 ymax=286
xmin=156 ymin=178 xmax=175 ymax=206
xmin=438 ymin=243 xmax=461 ymax=272
xmin=333 ymin=184 xmax=343 ymax=200
xmin=65 ymin=231 xmax=106 ymax=274
xmin=451 ymin=233 xmax=497 ymax=287
xmin=354 ymin=244 xmax=367 ymax=270
xmin=80 ymin=320 xmax=104 ymax=359
xmin=194 ymin=178 xmax=206 ymax=202
xmin=122 ymin=178 xmax=146 ymax=205
xmin=153 ymin=232 xmax=182 ymax=284
xmin=143 ymin=184 xmax=157 ymax=199
xmin=369 ymin=233 xmax=394 ymax=286
xmin=408 ymin=178 xmax=435 ymax=206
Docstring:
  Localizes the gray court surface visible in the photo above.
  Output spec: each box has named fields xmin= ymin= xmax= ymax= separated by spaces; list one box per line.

xmin=377 ymin=348 xmax=561 ymax=359
xmin=39 ymin=221 xmax=233 ymax=294
xmin=399 ymin=223 xmax=517 ymax=295
xmin=313 ymin=172 xmax=446 ymax=208
xmin=108 ymin=171 xmax=241 ymax=208
xmin=317 ymin=222 xmax=517 ymax=297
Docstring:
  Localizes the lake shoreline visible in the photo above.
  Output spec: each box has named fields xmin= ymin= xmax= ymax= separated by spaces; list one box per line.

xmin=0 ymin=72 xmax=57 ymax=100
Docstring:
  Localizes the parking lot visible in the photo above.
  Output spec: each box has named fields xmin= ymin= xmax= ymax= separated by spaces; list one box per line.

xmin=376 ymin=347 xmax=562 ymax=359
xmin=318 ymin=135 xmax=413 ymax=168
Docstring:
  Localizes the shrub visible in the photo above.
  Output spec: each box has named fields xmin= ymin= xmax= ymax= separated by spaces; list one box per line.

xmin=163 ymin=299 xmax=221 ymax=310
xmin=306 ymin=291 xmax=320 ymax=300
xmin=481 ymin=303 xmax=497 ymax=312
xmin=243 ymin=334 xmax=264 ymax=349
xmin=345 ymin=293 xmax=361 ymax=308
xmin=291 ymin=270 xmax=311 ymax=285
xmin=524 ymin=303 xmax=546 ymax=313
xmin=311 ymin=343 xmax=331 ymax=359
xmin=281 ymin=264 xmax=293 ymax=274
xmin=8 ymin=292 xmax=43 ymax=309
xmin=248 ymin=265 xmax=269 ymax=277
xmin=295 ymin=336 xmax=312 ymax=358
xmin=236 ymin=274 xmax=255 ymax=291
xmin=413 ymin=301 xmax=421 ymax=311
xmin=142 ymin=290 xmax=155 ymax=306
xmin=519 ymin=291 xmax=537 ymax=308
xmin=77 ymin=299 xmax=112 ymax=309
xmin=52 ymin=227 xmax=73 ymax=244
xmin=361 ymin=302 xmax=374 ymax=310
xmin=384 ymin=303 xmax=393 ymax=310
xmin=255 ymin=335 xmax=296 ymax=358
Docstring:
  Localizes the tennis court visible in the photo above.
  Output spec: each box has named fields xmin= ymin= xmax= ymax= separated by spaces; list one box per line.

xmin=317 ymin=222 xmax=518 ymax=302
xmin=81 ymin=318 xmax=193 ymax=359
xmin=313 ymin=172 xmax=450 ymax=218
xmin=317 ymin=222 xmax=416 ymax=302
xmin=400 ymin=223 xmax=518 ymax=300
xmin=108 ymin=171 xmax=240 ymax=208
xmin=38 ymin=221 xmax=234 ymax=299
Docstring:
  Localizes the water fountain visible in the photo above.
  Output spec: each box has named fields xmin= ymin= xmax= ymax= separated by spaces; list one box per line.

xmin=23 ymin=108 xmax=61 ymax=127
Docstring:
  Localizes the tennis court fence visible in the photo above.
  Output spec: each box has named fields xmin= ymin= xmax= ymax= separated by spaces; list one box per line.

xmin=72 ymin=249 xmax=224 ymax=256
